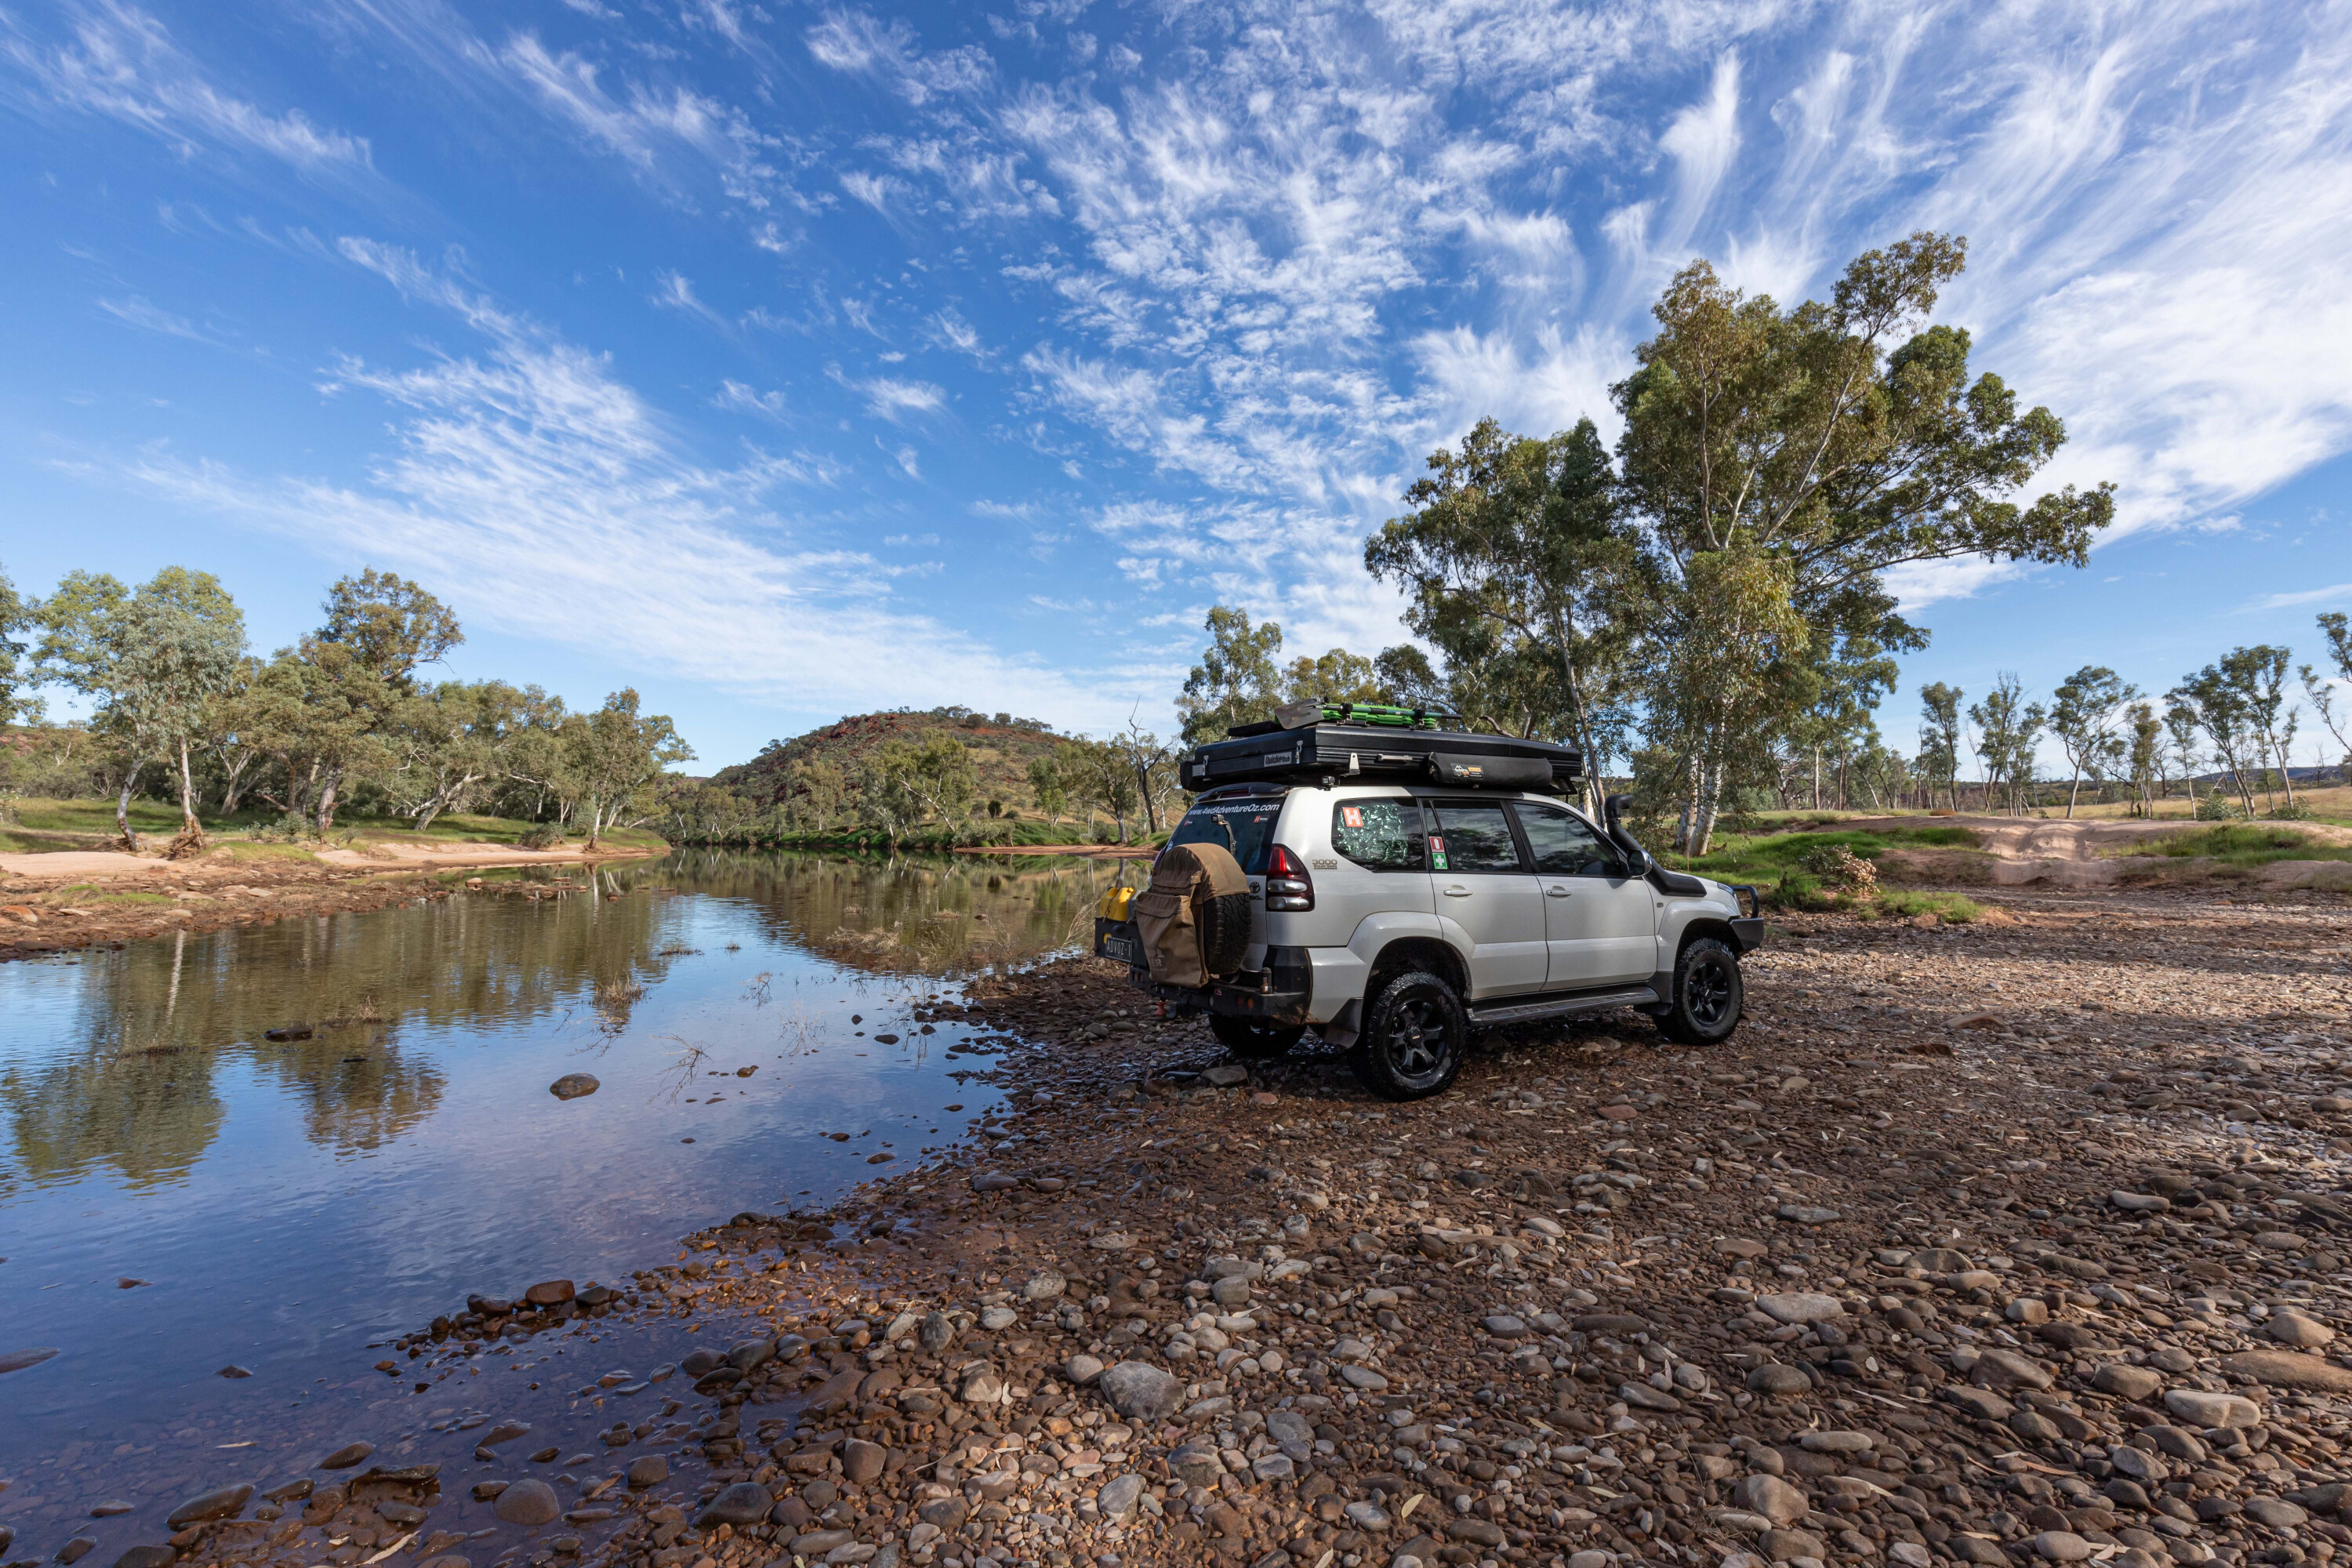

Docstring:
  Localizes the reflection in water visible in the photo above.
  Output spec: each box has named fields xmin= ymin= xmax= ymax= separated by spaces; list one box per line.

xmin=1 ymin=851 xmax=1137 ymax=1192
xmin=0 ymin=848 xmax=1142 ymax=1554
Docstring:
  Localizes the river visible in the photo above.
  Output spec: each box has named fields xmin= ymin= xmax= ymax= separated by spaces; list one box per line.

xmin=0 ymin=850 xmax=1137 ymax=1559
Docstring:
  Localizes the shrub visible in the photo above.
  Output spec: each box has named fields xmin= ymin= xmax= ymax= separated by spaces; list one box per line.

xmin=2193 ymin=793 xmax=2241 ymax=821
xmin=518 ymin=824 xmax=565 ymax=850
xmin=1798 ymin=842 xmax=1878 ymax=894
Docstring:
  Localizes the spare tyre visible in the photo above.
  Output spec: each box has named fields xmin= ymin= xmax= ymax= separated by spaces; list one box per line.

xmin=1132 ymin=841 xmax=1252 ymax=986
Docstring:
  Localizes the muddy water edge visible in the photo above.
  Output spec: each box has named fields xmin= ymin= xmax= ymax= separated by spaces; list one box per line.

xmin=0 ymin=849 xmax=1142 ymax=1566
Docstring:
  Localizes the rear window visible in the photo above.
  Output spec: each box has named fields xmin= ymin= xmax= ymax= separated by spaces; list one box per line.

xmin=1429 ymin=803 xmax=1525 ymax=873
xmin=1167 ymin=796 xmax=1285 ymax=874
xmin=1332 ymin=799 xmax=1424 ymax=871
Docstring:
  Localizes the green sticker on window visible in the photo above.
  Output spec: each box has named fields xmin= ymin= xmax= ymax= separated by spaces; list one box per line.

xmin=1429 ymin=835 xmax=1448 ymax=872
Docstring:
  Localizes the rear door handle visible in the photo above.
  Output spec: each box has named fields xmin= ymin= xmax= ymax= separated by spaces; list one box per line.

xmin=1443 ymin=885 xmax=1471 ymax=897
xmin=1545 ymin=886 xmax=1571 ymax=898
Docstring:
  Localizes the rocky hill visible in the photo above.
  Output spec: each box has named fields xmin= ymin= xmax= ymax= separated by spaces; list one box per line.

xmin=711 ymin=707 xmax=1082 ymax=815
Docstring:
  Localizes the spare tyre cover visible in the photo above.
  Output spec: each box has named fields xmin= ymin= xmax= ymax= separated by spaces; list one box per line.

xmin=1133 ymin=841 xmax=1251 ymax=987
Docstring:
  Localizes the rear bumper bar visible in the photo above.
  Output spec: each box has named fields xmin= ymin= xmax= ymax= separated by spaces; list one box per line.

xmin=1096 ymin=926 xmax=1317 ymax=1025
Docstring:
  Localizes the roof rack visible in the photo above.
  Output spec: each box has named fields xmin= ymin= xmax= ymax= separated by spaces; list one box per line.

xmin=1181 ymin=701 xmax=1584 ymax=793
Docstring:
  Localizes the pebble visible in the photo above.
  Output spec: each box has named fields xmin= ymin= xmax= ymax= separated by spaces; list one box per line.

xmin=165 ymin=1485 xmax=252 ymax=1527
xmin=2031 ymin=1530 xmax=2096 ymax=1562
xmin=493 ymin=1479 xmax=562 ymax=1526
xmin=2216 ymin=1348 xmax=2352 ymax=1392
xmin=547 ymin=1073 xmax=599 ymax=1100
xmin=695 ymin=1483 xmax=775 ymax=1527
xmin=625 ymin=1457 xmax=668 ymax=1488
xmin=0 ymin=1347 xmax=60 ymax=1374
xmin=1202 ymin=1064 xmax=1247 ymax=1087
xmin=2268 ymin=1309 xmax=2336 ymax=1348
xmin=1097 ymin=1474 xmax=1145 ymax=1519
xmin=1734 ymin=1474 xmax=1809 ymax=1526
xmin=318 ymin=1442 xmax=374 ymax=1470
xmin=1755 ymin=1292 xmax=1843 ymax=1325
xmin=2165 ymin=1388 xmax=2263 ymax=1428
xmin=1095 ymin=1361 xmax=1181 ymax=1421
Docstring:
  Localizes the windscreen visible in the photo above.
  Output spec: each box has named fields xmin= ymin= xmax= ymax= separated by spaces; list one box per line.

xmin=1166 ymin=795 xmax=1285 ymax=874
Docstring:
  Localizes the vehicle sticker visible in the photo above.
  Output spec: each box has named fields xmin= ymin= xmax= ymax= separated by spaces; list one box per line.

xmin=1429 ymin=835 xmax=1448 ymax=871
xmin=1340 ymin=804 xmax=1364 ymax=829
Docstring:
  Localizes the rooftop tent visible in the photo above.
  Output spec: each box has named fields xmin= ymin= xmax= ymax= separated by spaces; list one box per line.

xmin=1179 ymin=702 xmax=1584 ymax=793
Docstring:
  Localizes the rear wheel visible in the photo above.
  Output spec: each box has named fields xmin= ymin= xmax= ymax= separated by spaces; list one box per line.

xmin=1352 ymin=971 xmax=1467 ymax=1101
xmin=1210 ymin=1015 xmax=1307 ymax=1059
xmin=1655 ymin=936 xmax=1743 ymax=1045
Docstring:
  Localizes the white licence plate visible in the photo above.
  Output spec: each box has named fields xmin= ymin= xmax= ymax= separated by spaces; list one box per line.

xmin=1102 ymin=935 xmax=1136 ymax=964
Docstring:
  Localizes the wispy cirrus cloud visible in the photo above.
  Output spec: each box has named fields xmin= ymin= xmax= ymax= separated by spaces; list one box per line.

xmin=109 ymin=242 xmax=1127 ymax=724
xmin=3 ymin=0 xmax=371 ymax=175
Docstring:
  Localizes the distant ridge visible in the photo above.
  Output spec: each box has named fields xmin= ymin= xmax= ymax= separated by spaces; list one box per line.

xmin=711 ymin=707 xmax=1082 ymax=817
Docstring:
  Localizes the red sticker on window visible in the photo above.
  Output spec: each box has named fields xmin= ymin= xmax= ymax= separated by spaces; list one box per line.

xmin=1341 ymin=805 xmax=1363 ymax=829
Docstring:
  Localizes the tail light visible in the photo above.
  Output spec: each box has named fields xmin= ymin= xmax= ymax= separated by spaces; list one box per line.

xmin=1265 ymin=844 xmax=1315 ymax=911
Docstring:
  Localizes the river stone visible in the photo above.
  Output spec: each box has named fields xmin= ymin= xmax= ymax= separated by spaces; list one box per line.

xmin=1022 ymin=1269 xmax=1067 ymax=1301
xmin=1757 ymin=1293 xmax=1845 ymax=1325
xmin=696 ymin=1483 xmax=774 ymax=1528
xmin=1736 ymin=1474 xmax=1810 ymax=1526
xmin=1971 ymin=1348 xmax=2055 ymax=1389
xmin=978 ymin=1307 xmax=1018 ymax=1331
xmin=2216 ymin=1349 xmax=2352 ymax=1392
xmin=1097 ymin=1361 xmax=1182 ymax=1421
xmin=166 ymin=1486 xmax=253 ymax=1528
xmin=626 ymin=1457 xmax=668 ymax=1488
xmin=2166 ymin=1388 xmax=2263 ymax=1428
xmin=918 ymin=1312 xmax=955 ymax=1353
xmin=2031 ymin=1531 xmax=2095 ymax=1562
xmin=1345 ymin=1501 xmax=1392 ymax=1530
xmin=320 ymin=1442 xmax=374 ymax=1470
xmin=112 ymin=1549 xmax=176 ymax=1568
xmin=1483 ymin=1315 xmax=1529 ymax=1337
xmin=1340 ymin=1363 xmax=1389 ymax=1391
xmin=548 ymin=1074 xmax=599 ymax=1101
xmin=1748 ymin=1363 xmax=1810 ymax=1395
xmin=1268 ymin=1410 xmax=1316 ymax=1463
xmin=2093 ymin=1363 xmax=2165 ymax=1401
xmin=1800 ymin=1431 xmax=1873 ymax=1454
xmin=524 ymin=1280 xmax=574 ymax=1305
xmin=789 ymin=1531 xmax=855 ymax=1555
xmin=2269 ymin=1311 xmax=2336 ymax=1349
xmin=1618 ymin=1381 xmax=1682 ymax=1412
xmin=841 ymin=1440 xmax=886 ymax=1485
xmin=1762 ymin=1531 xmax=1826 ymax=1563
xmin=1065 ymin=1354 xmax=1105 ymax=1385
xmin=493 ymin=1479 xmax=562 ymax=1526
xmin=2247 ymin=1498 xmax=2309 ymax=1529
xmin=1203 ymin=1064 xmax=1248 ymax=1087
xmin=0 ymin=1347 xmax=60 ymax=1374
xmin=1098 ymin=1475 xmax=1145 ymax=1519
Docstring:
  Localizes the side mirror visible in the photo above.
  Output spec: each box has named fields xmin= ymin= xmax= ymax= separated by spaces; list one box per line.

xmin=1623 ymin=848 xmax=1651 ymax=877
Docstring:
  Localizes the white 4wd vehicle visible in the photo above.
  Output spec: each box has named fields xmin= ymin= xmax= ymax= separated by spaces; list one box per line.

xmin=1098 ymin=771 xmax=1762 ymax=1101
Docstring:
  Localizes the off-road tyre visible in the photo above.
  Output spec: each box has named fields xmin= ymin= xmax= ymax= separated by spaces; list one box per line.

xmin=1352 ymin=971 xmax=1467 ymax=1101
xmin=1655 ymin=936 xmax=1742 ymax=1046
xmin=1196 ymin=889 xmax=1253 ymax=978
xmin=1210 ymin=1015 xmax=1308 ymax=1059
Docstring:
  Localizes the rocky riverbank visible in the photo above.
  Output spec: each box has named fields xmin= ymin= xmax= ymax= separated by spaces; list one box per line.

xmin=0 ymin=844 xmax=661 ymax=959
xmin=20 ymin=884 xmax=2352 ymax=1568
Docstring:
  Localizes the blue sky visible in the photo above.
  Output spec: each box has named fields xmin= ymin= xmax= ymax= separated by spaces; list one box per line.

xmin=3 ymin=0 xmax=2349 ymax=771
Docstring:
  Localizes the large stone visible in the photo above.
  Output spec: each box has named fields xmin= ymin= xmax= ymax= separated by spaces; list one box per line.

xmin=2246 ymin=1499 xmax=2308 ymax=1529
xmin=547 ymin=1074 xmax=599 ymax=1101
xmin=492 ymin=1480 xmax=562 ymax=1526
xmin=695 ymin=1483 xmax=774 ymax=1528
xmin=1267 ymin=1410 xmax=1316 ymax=1464
xmin=1097 ymin=1360 xmax=1182 ymax=1421
xmin=2092 ymin=1363 xmax=2165 ymax=1402
xmin=1945 ymin=1388 xmax=2014 ymax=1421
xmin=2165 ymin=1388 xmax=2263 ymax=1428
xmin=1760 ymin=1530 xmax=1826 ymax=1563
xmin=1065 ymin=1354 xmax=1105 ymax=1385
xmin=523 ymin=1280 xmax=575 ymax=1305
xmin=0 ymin=1347 xmax=60 ymax=1375
xmin=1756 ymin=1293 xmax=1845 ymax=1326
xmin=1735 ymin=1474 xmax=1810 ymax=1526
xmin=2216 ymin=1350 xmax=2352 ymax=1393
xmin=2032 ymin=1531 xmax=2096 ymax=1562
xmin=1097 ymin=1475 xmax=1145 ymax=1519
xmin=918 ymin=1312 xmax=956 ymax=1354
xmin=112 ymin=1550 xmax=176 ymax=1568
xmin=1022 ymin=1270 xmax=1067 ymax=1301
xmin=625 ymin=1457 xmax=668 ymax=1489
xmin=1970 ymin=1348 xmax=2056 ymax=1389
xmin=1202 ymin=1064 xmax=1248 ymax=1087
xmin=165 ymin=1486 xmax=252 ymax=1529
xmin=2269 ymin=1311 xmax=2336 ymax=1350
xmin=1748 ymin=1363 xmax=1810 ymax=1395
xmin=320 ymin=1443 xmax=375 ymax=1470
xmin=840 ymin=1440 xmax=887 ymax=1485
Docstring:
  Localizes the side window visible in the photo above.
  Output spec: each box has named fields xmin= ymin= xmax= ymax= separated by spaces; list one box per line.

xmin=1514 ymin=804 xmax=1624 ymax=877
xmin=1428 ymin=804 xmax=1526 ymax=873
xmin=1331 ymin=799 xmax=1424 ymax=871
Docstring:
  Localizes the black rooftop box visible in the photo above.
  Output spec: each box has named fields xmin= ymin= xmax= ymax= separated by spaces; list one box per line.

xmin=1180 ymin=716 xmax=1584 ymax=793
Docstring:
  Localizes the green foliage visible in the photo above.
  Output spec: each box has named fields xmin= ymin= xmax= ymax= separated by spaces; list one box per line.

xmin=518 ymin=823 xmax=566 ymax=851
xmin=2047 ymin=665 xmax=2137 ymax=815
xmin=2149 ymin=825 xmax=2351 ymax=865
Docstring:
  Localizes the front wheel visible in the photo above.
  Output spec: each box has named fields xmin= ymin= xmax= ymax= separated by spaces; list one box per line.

xmin=1210 ymin=1015 xmax=1307 ymax=1059
xmin=1352 ymin=971 xmax=1467 ymax=1100
xmin=1655 ymin=936 xmax=1743 ymax=1045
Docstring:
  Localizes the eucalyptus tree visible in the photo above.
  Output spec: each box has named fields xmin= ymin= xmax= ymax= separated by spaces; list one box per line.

xmin=0 ymin=560 xmax=36 ymax=728
xmin=1611 ymin=231 xmax=2111 ymax=851
xmin=555 ymin=688 xmax=693 ymax=848
xmin=1176 ymin=607 xmax=1285 ymax=746
xmin=2169 ymin=665 xmax=2260 ymax=815
xmin=1917 ymin=682 xmax=1965 ymax=810
xmin=2049 ymin=665 xmax=2139 ymax=817
xmin=37 ymin=567 xmax=247 ymax=848
xmin=2302 ymin=612 xmax=2352 ymax=782
xmin=1363 ymin=416 xmax=1647 ymax=798
xmin=2126 ymin=702 xmax=2163 ymax=813
xmin=296 ymin=569 xmax=464 ymax=833
xmin=1968 ymin=675 xmax=2044 ymax=815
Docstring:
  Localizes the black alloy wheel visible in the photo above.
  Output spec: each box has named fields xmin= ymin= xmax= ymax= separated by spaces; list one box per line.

xmin=1657 ymin=935 xmax=1743 ymax=1045
xmin=1352 ymin=970 xmax=1467 ymax=1100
